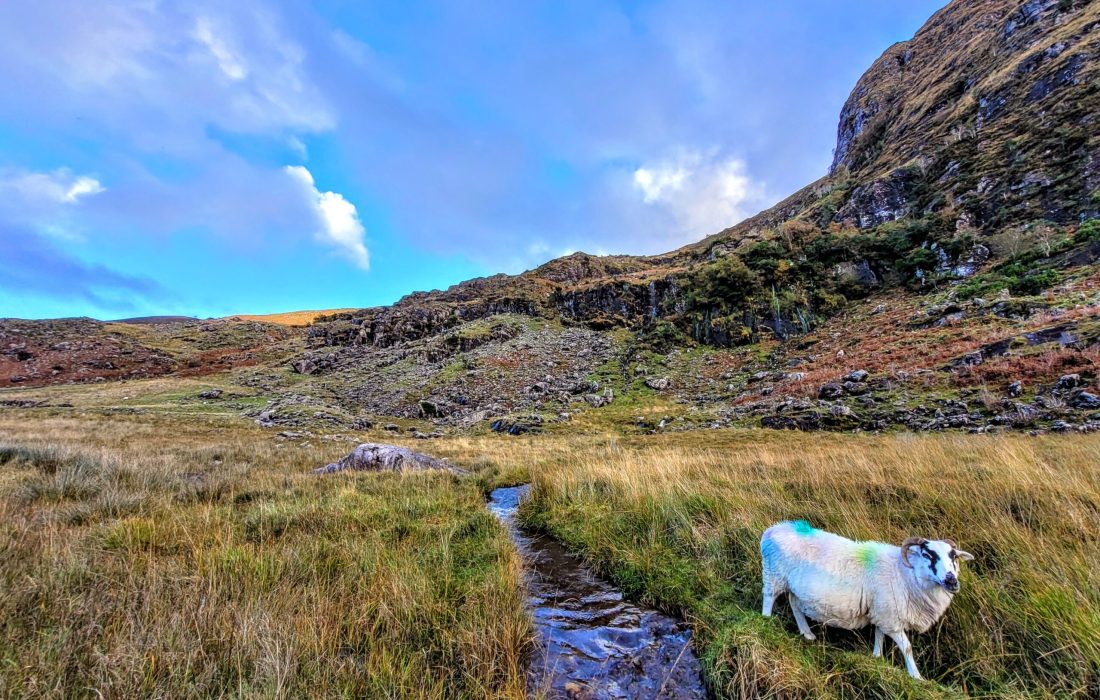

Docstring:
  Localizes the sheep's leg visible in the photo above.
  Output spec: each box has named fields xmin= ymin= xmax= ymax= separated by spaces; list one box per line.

xmin=872 ymin=627 xmax=884 ymax=658
xmin=761 ymin=581 xmax=778 ymax=616
xmin=885 ymin=629 xmax=921 ymax=680
xmin=788 ymin=594 xmax=816 ymax=641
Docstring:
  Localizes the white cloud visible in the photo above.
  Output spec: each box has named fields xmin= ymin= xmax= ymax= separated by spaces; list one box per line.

xmin=194 ymin=16 xmax=247 ymax=81
xmin=633 ymin=165 xmax=688 ymax=203
xmin=62 ymin=176 xmax=106 ymax=203
xmin=631 ymin=149 xmax=768 ymax=242
xmin=285 ymin=166 xmax=369 ymax=269
xmin=0 ymin=168 xmax=105 ymax=206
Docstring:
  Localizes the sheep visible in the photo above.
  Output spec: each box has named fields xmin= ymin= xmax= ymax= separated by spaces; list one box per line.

xmin=760 ymin=520 xmax=974 ymax=679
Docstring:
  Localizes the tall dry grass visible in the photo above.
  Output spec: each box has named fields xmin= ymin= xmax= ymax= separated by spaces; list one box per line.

xmin=0 ymin=414 xmax=532 ymax=699
xmin=4 ymin=410 xmax=1099 ymax=698
xmin=523 ymin=431 xmax=1100 ymax=698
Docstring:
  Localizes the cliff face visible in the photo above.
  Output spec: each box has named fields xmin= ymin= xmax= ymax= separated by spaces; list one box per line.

xmin=830 ymin=0 xmax=1099 ymax=229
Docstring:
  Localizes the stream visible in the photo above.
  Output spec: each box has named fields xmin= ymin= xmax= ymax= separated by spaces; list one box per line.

xmin=488 ymin=485 xmax=707 ymax=699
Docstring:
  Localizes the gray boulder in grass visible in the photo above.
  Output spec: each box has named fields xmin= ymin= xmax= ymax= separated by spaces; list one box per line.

xmin=313 ymin=443 xmax=467 ymax=475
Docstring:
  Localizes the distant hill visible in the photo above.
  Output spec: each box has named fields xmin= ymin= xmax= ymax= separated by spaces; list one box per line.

xmin=110 ymin=316 xmax=201 ymax=324
xmin=227 ymin=309 xmax=360 ymax=327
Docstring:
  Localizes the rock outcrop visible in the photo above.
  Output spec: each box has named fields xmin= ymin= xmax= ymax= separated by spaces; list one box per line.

xmin=312 ymin=443 xmax=467 ymax=475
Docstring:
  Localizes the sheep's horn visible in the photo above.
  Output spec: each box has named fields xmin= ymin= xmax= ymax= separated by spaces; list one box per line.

xmin=900 ymin=537 xmax=927 ymax=568
xmin=943 ymin=538 xmax=958 ymax=548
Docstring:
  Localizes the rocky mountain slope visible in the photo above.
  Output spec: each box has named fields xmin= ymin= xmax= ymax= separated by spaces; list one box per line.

xmin=3 ymin=0 xmax=1099 ymax=434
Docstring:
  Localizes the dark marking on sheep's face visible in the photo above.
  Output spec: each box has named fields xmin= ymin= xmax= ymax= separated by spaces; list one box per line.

xmin=917 ymin=540 xmax=973 ymax=593
xmin=921 ymin=544 xmax=940 ymax=575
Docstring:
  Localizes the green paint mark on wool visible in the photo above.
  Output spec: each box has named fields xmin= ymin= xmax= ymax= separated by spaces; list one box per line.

xmin=854 ymin=542 xmax=884 ymax=569
xmin=792 ymin=520 xmax=815 ymax=536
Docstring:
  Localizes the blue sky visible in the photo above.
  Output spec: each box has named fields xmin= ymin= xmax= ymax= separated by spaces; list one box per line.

xmin=0 ymin=0 xmax=946 ymax=320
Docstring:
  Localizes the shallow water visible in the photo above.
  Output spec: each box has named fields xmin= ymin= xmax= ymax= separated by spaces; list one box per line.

xmin=488 ymin=485 xmax=707 ymax=700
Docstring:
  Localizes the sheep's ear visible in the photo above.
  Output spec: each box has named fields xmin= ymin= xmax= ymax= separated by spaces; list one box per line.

xmin=955 ymin=549 xmax=974 ymax=562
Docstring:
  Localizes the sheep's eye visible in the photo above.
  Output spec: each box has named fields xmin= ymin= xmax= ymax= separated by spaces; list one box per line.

xmin=923 ymin=553 xmax=934 ymax=562
xmin=949 ymin=551 xmax=957 ymax=561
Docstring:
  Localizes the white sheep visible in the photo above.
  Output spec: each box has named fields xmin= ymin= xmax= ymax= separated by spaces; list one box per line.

xmin=760 ymin=520 xmax=974 ymax=679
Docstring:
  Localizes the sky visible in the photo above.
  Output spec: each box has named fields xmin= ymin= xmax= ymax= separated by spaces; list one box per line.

xmin=0 ymin=0 xmax=947 ymax=320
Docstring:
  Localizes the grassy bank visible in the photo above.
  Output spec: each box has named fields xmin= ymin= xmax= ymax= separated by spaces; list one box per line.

xmin=0 ymin=414 xmax=531 ymax=698
xmin=521 ymin=431 xmax=1100 ymax=698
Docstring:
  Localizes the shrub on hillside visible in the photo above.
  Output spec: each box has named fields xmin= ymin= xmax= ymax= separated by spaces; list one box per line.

xmin=1075 ymin=218 xmax=1100 ymax=242
xmin=686 ymin=255 xmax=760 ymax=310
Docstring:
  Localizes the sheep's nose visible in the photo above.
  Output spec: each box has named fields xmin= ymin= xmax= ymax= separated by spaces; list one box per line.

xmin=944 ymin=572 xmax=959 ymax=591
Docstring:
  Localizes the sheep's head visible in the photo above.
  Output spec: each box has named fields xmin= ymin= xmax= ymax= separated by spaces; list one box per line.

xmin=901 ymin=537 xmax=974 ymax=593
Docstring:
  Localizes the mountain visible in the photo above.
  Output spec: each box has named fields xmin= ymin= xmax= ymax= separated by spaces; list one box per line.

xmin=4 ymin=0 xmax=1099 ymax=433
xmin=306 ymin=0 xmax=1100 ymax=344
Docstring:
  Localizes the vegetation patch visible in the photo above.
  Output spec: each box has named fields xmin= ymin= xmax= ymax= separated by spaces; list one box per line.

xmin=521 ymin=432 xmax=1100 ymax=698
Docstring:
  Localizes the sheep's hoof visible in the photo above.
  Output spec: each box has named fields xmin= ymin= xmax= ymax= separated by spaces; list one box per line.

xmin=802 ymin=632 xmax=816 ymax=641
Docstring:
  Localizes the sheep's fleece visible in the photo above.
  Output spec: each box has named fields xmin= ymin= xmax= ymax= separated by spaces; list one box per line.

xmin=760 ymin=520 xmax=973 ymax=679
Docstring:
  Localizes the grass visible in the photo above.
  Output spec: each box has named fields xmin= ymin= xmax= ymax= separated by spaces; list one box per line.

xmin=0 ymin=415 xmax=531 ymax=699
xmin=2 ymin=406 xmax=1099 ymax=698
xmin=520 ymin=431 xmax=1100 ymax=698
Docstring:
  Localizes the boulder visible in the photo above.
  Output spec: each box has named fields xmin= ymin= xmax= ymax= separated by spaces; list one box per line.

xmin=583 ymin=393 xmax=609 ymax=408
xmin=843 ymin=381 xmax=869 ymax=396
xmin=645 ymin=377 xmax=672 ymax=391
xmin=490 ymin=416 xmax=544 ymax=435
xmin=818 ymin=382 xmax=844 ymax=400
xmin=525 ymin=381 xmax=550 ymax=396
xmin=198 ymin=389 xmax=223 ymax=399
xmin=313 ymin=443 xmax=466 ymax=475
xmin=291 ymin=358 xmax=318 ymax=375
xmin=1072 ymin=391 xmax=1100 ymax=409
xmin=1056 ymin=374 xmax=1081 ymax=391
xmin=418 ymin=399 xmax=452 ymax=418
xmin=952 ymin=244 xmax=991 ymax=277
xmin=1007 ymin=380 xmax=1023 ymax=398
xmin=844 ymin=369 xmax=869 ymax=383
